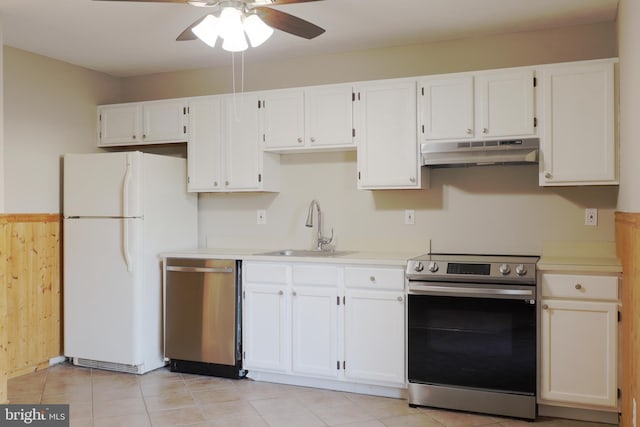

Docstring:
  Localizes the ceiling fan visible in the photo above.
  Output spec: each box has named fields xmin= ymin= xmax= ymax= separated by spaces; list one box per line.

xmin=93 ymin=0 xmax=325 ymax=52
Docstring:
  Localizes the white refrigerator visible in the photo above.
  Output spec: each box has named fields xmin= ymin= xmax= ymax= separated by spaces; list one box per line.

xmin=63 ymin=151 xmax=197 ymax=374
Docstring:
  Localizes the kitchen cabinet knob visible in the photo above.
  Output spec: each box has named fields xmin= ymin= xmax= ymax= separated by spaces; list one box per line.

xmin=397 ymin=296 xmax=403 ymax=302
xmin=575 ymin=283 xmax=583 ymax=290
xmin=466 ymin=128 xmax=472 ymax=134
xmin=409 ymin=177 xmax=416 ymax=183
xmin=482 ymin=127 xmax=488 ymax=134
xmin=278 ymin=290 xmax=284 ymax=296
xmin=297 ymin=137 xmax=303 ymax=143
xmin=292 ymin=291 xmax=297 ymax=296
xmin=225 ymin=181 xmax=229 ymax=186
xmin=544 ymin=171 xmax=552 ymax=179
xmin=369 ymin=276 xmax=376 ymax=282
xmin=143 ymin=134 xmax=147 ymax=139
xmin=310 ymin=137 xmax=316 ymax=143
xmin=213 ymin=181 xmax=218 ymax=187
xmin=542 ymin=304 xmax=549 ymax=310
xmin=132 ymin=135 xmax=137 ymax=140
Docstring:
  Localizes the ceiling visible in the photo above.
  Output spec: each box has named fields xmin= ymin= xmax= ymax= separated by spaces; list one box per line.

xmin=0 ymin=0 xmax=619 ymax=78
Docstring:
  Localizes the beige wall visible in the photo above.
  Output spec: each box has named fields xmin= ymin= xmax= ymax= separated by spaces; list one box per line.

xmin=121 ymin=22 xmax=616 ymax=101
xmin=117 ymin=22 xmax=620 ymax=254
xmin=3 ymin=47 xmax=121 ymax=213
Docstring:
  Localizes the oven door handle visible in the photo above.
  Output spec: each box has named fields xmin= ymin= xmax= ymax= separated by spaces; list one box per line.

xmin=409 ymin=284 xmax=535 ymax=300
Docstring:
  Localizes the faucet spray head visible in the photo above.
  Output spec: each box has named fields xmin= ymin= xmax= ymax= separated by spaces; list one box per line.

xmin=305 ymin=204 xmax=314 ymax=227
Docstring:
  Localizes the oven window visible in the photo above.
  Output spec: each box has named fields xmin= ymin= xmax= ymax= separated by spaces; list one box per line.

xmin=408 ymin=294 xmax=536 ymax=394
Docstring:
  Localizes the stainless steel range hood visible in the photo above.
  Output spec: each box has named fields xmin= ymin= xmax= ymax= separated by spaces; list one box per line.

xmin=421 ymin=138 xmax=539 ymax=167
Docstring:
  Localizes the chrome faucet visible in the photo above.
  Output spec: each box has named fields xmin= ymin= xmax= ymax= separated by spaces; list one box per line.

xmin=305 ymin=199 xmax=334 ymax=251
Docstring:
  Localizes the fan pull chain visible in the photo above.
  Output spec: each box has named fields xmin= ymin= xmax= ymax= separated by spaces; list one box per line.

xmin=230 ymin=51 xmax=246 ymax=123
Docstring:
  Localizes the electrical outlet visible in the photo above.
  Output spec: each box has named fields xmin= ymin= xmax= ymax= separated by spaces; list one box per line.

xmin=257 ymin=209 xmax=266 ymax=225
xmin=585 ymin=208 xmax=598 ymax=226
xmin=405 ymin=210 xmax=415 ymax=225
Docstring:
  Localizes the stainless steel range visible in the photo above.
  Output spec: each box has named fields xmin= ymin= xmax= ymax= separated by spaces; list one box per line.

xmin=406 ymin=253 xmax=539 ymax=420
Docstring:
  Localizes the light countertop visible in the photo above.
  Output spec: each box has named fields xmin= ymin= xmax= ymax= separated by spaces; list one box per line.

xmin=160 ymin=248 xmax=422 ymax=267
xmin=537 ymin=241 xmax=622 ymax=273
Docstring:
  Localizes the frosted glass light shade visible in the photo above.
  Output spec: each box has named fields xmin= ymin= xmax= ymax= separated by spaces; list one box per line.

xmin=192 ymin=14 xmax=219 ymax=48
xmin=219 ymin=7 xmax=248 ymax=52
xmin=243 ymin=14 xmax=273 ymax=47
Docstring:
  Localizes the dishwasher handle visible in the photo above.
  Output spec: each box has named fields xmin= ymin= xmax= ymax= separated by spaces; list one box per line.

xmin=166 ymin=266 xmax=234 ymax=274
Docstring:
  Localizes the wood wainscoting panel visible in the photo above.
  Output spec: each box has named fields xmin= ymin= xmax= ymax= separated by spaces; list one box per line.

xmin=615 ymin=212 xmax=640 ymax=427
xmin=0 ymin=214 xmax=62 ymax=382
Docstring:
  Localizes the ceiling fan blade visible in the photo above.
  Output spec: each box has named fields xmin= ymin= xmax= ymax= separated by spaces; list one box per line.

xmin=256 ymin=7 xmax=325 ymax=39
xmin=92 ymin=0 xmax=190 ymax=3
xmin=176 ymin=15 xmax=207 ymax=41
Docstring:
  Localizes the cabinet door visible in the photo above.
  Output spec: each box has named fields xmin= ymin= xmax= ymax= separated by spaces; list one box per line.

xmin=305 ymin=84 xmax=354 ymax=149
xmin=419 ymin=76 xmax=474 ymax=141
xmin=187 ymin=97 xmax=223 ymax=192
xmin=261 ymin=89 xmax=305 ymax=150
xmin=142 ymin=100 xmax=187 ymax=143
xmin=344 ymin=289 xmax=405 ymax=386
xmin=540 ymin=298 xmax=618 ymax=408
xmin=223 ymin=94 xmax=262 ymax=190
xmin=291 ymin=286 xmax=340 ymax=379
xmin=476 ymin=70 xmax=536 ymax=138
xmin=98 ymin=104 xmax=141 ymax=146
xmin=355 ymin=80 xmax=420 ymax=189
xmin=243 ymin=283 xmax=290 ymax=373
xmin=540 ymin=61 xmax=616 ymax=185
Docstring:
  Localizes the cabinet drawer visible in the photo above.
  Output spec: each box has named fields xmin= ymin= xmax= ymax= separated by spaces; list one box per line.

xmin=345 ymin=266 xmax=404 ymax=290
xmin=244 ymin=262 xmax=288 ymax=284
xmin=541 ymin=274 xmax=618 ymax=301
xmin=293 ymin=264 xmax=340 ymax=286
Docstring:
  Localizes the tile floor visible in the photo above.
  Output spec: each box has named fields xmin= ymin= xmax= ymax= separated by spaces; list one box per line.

xmin=8 ymin=363 xmax=618 ymax=427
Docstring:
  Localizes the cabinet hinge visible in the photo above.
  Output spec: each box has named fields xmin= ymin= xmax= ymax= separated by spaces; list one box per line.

xmin=618 ymin=388 xmax=621 ymax=399
xmin=258 ymin=173 xmax=262 ymax=183
xmin=263 ymin=134 xmax=266 ymax=143
xmin=243 ymin=351 xmax=246 ymax=360
xmin=336 ymin=296 xmax=340 ymax=305
xmin=183 ymin=107 xmax=186 ymax=115
xmin=352 ymin=128 xmax=356 ymax=138
xmin=343 ymin=296 xmax=346 ymax=305
xmin=618 ymin=311 xmax=622 ymax=322
xmin=534 ymin=117 xmax=537 ymax=128
xmin=99 ymin=114 xmax=102 ymax=122
xmin=337 ymin=361 xmax=340 ymax=370
xmin=358 ymin=171 xmax=361 ymax=180
xmin=183 ymin=125 xmax=187 ymax=134
xmin=421 ymin=87 xmax=424 ymax=96
xmin=242 ymin=290 xmax=245 ymax=299
xmin=533 ymin=77 xmax=537 ymax=87
xmin=352 ymin=92 xmax=355 ymax=102
xmin=343 ymin=361 xmax=346 ymax=370
xmin=421 ymin=124 xmax=425 ymax=134
xmin=258 ymin=100 xmax=261 ymax=109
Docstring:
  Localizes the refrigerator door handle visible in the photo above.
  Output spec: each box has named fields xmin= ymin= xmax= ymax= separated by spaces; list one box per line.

xmin=122 ymin=153 xmax=133 ymax=218
xmin=123 ymin=219 xmax=133 ymax=272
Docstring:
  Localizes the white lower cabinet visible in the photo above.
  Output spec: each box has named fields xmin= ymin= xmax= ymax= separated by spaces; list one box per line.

xmin=242 ymin=261 xmax=406 ymax=391
xmin=344 ymin=289 xmax=405 ymax=385
xmin=539 ymin=273 xmax=620 ymax=409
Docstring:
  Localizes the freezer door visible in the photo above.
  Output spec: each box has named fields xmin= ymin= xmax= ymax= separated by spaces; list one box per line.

xmin=64 ymin=152 xmax=143 ymax=217
xmin=63 ymin=217 xmax=144 ymax=366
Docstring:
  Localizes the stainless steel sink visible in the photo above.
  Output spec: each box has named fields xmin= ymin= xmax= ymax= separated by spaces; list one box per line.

xmin=257 ymin=249 xmax=353 ymax=257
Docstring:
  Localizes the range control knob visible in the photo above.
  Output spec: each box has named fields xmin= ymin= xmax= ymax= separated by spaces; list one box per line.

xmin=414 ymin=262 xmax=424 ymax=272
xmin=515 ymin=264 xmax=527 ymax=276
xmin=428 ymin=261 xmax=439 ymax=273
xmin=499 ymin=263 xmax=511 ymax=275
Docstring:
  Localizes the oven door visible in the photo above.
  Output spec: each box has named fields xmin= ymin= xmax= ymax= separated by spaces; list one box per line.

xmin=408 ymin=282 xmax=536 ymax=395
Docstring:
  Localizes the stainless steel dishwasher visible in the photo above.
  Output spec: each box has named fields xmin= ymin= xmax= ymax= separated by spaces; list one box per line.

xmin=164 ymin=257 xmax=246 ymax=378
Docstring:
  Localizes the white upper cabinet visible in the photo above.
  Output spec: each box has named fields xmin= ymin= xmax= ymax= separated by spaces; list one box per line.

xmin=186 ymin=94 xmax=279 ymax=193
xmin=98 ymin=99 xmax=187 ymax=146
xmin=261 ymin=84 xmax=355 ymax=152
xmin=304 ymin=84 xmax=354 ymax=150
xmin=539 ymin=60 xmax=617 ymax=186
xmin=260 ymin=88 xmax=305 ymax=150
xmin=355 ymin=78 xmax=422 ymax=190
xmin=419 ymin=69 xmax=536 ymax=143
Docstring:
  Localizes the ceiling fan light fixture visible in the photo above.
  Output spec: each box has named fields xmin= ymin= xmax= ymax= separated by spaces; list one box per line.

xmin=192 ymin=14 xmax=220 ymax=47
xmin=243 ymin=13 xmax=273 ymax=48
xmin=217 ymin=6 xmax=248 ymax=51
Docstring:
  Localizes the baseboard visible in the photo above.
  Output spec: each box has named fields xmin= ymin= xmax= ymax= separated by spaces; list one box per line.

xmin=538 ymin=403 xmax=620 ymax=424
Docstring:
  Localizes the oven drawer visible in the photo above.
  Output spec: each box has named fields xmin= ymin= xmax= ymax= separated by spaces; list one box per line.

xmin=541 ymin=273 xmax=618 ymax=301
xmin=345 ymin=266 xmax=404 ymax=290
